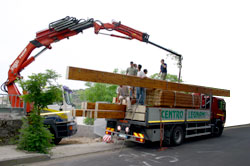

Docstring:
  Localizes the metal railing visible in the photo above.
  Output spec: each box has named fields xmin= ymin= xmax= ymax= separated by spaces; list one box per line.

xmin=0 ymin=94 xmax=25 ymax=114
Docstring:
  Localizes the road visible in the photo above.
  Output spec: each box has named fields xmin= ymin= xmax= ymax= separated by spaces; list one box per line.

xmin=20 ymin=125 xmax=250 ymax=166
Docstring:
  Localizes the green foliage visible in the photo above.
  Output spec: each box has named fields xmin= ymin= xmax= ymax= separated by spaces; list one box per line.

xmin=70 ymin=89 xmax=84 ymax=109
xmin=84 ymin=117 xmax=94 ymax=125
xmin=17 ymin=110 xmax=54 ymax=154
xmin=150 ymin=73 xmax=183 ymax=83
xmin=79 ymin=69 xmax=128 ymax=125
xmin=18 ymin=70 xmax=62 ymax=113
xmin=113 ymin=68 xmax=126 ymax=74
xmin=8 ymin=136 xmax=19 ymax=145
xmin=17 ymin=70 xmax=61 ymax=154
xmin=83 ymin=82 xmax=117 ymax=103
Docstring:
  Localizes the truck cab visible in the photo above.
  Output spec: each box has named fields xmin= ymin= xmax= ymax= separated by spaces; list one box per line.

xmin=41 ymin=86 xmax=77 ymax=144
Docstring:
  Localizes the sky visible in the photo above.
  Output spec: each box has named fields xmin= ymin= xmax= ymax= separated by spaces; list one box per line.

xmin=0 ymin=0 xmax=250 ymax=126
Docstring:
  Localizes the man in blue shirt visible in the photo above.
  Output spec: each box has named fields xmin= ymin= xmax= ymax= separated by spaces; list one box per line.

xmin=159 ymin=59 xmax=167 ymax=80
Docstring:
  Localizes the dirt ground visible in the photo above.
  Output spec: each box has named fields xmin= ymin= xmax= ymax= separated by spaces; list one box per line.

xmin=59 ymin=137 xmax=102 ymax=145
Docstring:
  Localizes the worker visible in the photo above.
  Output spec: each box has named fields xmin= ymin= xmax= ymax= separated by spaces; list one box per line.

xmin=133 ymin=63 xmax=138 ymax=75
xmin=117 ymin=85 xmax=131 ymax=109
xmin=126 ymin=61 xmax=136 ymax=76
xmin=136 ymin=65 xmax=147 ymax=105
xmin=159 ymin=59 xmax=167 ymax=80
xmin=126 ymin=61 xmax=136 ymax=98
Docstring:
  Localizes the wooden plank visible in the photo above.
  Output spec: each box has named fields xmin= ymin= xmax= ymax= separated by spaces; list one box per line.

xmin=67 ymin=66 xmax=230 ymax=97
xmin=74 ymin=102 xmax=126 ymax=119
xmin=75 ymin=109 xmax=125 ymax=119
xmin=85 ymin=102 xmax=126 ymax=111
xmin=145 ymin=89 xmax=201 ymax=108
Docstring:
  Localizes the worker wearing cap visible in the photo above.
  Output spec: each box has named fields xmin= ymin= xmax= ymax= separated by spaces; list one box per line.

xmin=159 ymin=59 xmax=167 ymax=80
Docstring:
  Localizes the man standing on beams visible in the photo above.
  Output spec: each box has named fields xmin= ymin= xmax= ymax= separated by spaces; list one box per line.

xmin=159 ymin=59 xmax=167 ymax=80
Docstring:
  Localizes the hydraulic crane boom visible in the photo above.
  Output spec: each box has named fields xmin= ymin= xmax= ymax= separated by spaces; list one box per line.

xmin=1 ymin=16 xmax=182 ymax=110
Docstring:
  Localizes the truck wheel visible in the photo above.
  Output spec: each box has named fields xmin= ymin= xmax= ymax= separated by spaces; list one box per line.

xmin=171 ymin=126 xmax=184 ymax=146
xmin=53 ymin=138 xmax=62 ymax=145
xmin=213 ymin=123 xmax=224 ymax=137
xmin=50 ymin=129 xmax=62 ymax=145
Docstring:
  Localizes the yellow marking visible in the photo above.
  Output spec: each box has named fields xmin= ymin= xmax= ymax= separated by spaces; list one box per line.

xmin=186 ymin=119 xmax=210 ymax=122
xmin=217 ymin=114 xmax=224 ymax=117
xmin=40 ymin=111 xmax=70 ymax=115
xmin=42 ymin=108 xmax=69 ymax=119
xmin=133 ymin=132 xmax=139 ymax=137
xmin=106 ymin=128 xmax=114 ymax=132
xmin=139 ymin=133 xmax=144 ymax=138
xmin=148 ymin=120 xmax=185 ymax=123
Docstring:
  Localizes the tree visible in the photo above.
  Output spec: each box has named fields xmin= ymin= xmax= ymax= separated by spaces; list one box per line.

xmin=79 ymin=69 xmax=122 ymax=125
xmin=113 ymin=68 xmax=126 ymax=74
xmin=79 ymin=83 xmax=117 ymax=125
xmin=17 ymin=70 xmax=62 ymax=154
xmin=150 ymin=73 xmax=183 ymax=83
xmin=83 ymin=82 xmax=117 ymax=103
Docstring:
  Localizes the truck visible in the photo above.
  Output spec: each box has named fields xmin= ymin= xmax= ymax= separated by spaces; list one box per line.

xmin=0 ymin=85 xmax=77 ymax=144
xmin=1 ymin=16 xmax=229 ymax=146
xmin=67 ymin=67 xmax=229 ymax=146
xmin=104 ymin=94 xmax=226 ymax=145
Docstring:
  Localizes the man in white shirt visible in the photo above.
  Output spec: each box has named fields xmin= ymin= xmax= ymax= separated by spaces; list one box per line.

xmin=136 ymin=65 xmax=147 ymax=105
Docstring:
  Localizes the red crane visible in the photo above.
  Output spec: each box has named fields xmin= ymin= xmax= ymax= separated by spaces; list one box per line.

xmin=1 ymin=16 xmax=182 ymax=111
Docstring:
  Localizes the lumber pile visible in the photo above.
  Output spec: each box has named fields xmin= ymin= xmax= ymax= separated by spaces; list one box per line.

xmin=74 ymin=102 xmax=126 ymax=119
xmin=67 ymin=66 xmax=230 ymax=97
xmin=146 ymin=89 xmax=200 ymax=108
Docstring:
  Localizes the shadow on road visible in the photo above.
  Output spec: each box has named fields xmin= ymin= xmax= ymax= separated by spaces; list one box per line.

xmin=123 ymin=134 xmax=224 ymax=150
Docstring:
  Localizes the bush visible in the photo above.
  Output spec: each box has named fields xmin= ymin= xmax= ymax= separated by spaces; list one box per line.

xmin=17 ymin=70 xmax=61 ymax=154
xmin=84 ymin=117 xmax=94 ymax=125
xmin=17 ymin=110 xmax=54 ymax=154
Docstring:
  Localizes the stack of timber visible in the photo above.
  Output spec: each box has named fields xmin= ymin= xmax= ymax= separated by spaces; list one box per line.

xmin=146 ymin=89 xmax=200 ymax=108
xmin=67 ymin=66 xmax=230 ymax=97
xmin=74 ymin=102 xmax=126 ymax=119
xmin=67 ymin=66 xmax=230 ymax=119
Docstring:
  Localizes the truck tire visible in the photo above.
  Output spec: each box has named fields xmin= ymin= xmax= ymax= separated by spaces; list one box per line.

xmin=171 ymin=126 xmax=184 ymax=145
xmin=49 ymin=129 xmax=62 ymax=145
xmin=53 ymin=138 xmax=62 ymax=145
xmin=213 ymin=123 xmax=224 ymax=137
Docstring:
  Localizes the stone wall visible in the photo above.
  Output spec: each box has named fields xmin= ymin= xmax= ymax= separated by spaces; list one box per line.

xmin=0 ymin=119 xmax=22 ymax=145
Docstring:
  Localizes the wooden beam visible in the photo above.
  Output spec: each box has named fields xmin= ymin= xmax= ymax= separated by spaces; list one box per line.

xmin=67 ymin=66 xmax=230 ymax=97
xmin=74 ymin=102 xmax=126 ymax=119
xmin=75 ymin=110 xmax=125 ymax=119
xmin=83 ymin=102 xmax=126 ymax=111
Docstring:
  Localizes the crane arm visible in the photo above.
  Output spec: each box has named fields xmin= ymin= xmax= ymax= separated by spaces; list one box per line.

xmin=93 ymin=20 xmax=182 ymax=81
xmin=4 ymin=17 xmax=94 ymax=96
xmin=3 ymin=16 xmax=182 ymax=110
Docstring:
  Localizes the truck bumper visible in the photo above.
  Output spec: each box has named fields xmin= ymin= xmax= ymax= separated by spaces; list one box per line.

xmin=56 ymin=121 xmax=77 ymax=138
xmin=105 ymin=128 xmax=145 ymax=143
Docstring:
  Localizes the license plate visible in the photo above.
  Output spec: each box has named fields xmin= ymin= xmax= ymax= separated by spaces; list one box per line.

xmin=119 ymin=133 xmax=127 ymax=139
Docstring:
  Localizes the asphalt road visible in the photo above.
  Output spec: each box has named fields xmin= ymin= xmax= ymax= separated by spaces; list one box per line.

xmin=20 ymin=125 xmax=250 ymax=166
